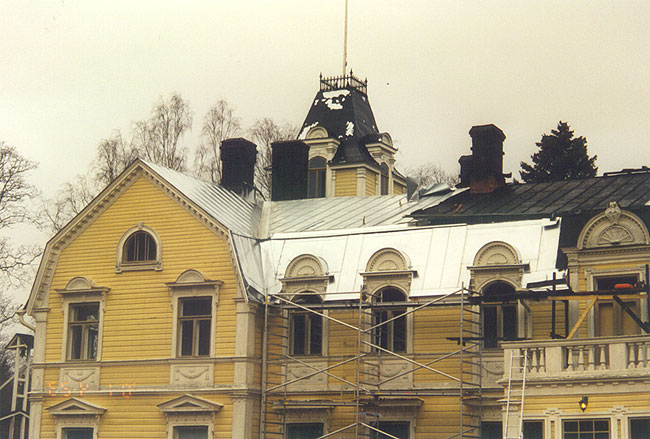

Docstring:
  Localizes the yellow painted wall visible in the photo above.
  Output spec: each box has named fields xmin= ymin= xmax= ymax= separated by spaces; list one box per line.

xmin=335 ymin=169 xmax=357 ymax=197
xmin=393 ymin=181 xmax=406 ymax=194
xmin=365 ymin=170 xmax=377 ymax=196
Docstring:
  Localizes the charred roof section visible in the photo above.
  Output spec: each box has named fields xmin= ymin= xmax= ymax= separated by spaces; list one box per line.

xmin=298 ymin=74 xmax=381 ymax=167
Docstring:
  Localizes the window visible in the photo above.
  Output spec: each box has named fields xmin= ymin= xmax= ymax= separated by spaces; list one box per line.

xmin=123 ymin=231 xmax=156 ymax=262
xmin=115 ymin=224 xmax=162 ymax=272
xmin=287 ymin=423 xmax=324 ymax=439
xmin=380 ymin=163 xmax=389 ymax=195
xmin=67 ymin=303 xmax=99 ymax=360
xmin=290 ymin=294 xmax=323 ymax=356
xmin=482 ymin=282 xmax=518 ymax=349
xmin=523 ymin=421 xmax=544 ymax=439
xmin=308 ymin=157 xmax=326 ymax=198
xmin=372 ymin=421 xmax=410 ymax=439
xmin=373 ymin=288 xmax=407 ymax=353
xmin=174 ymin=426 xmax=208 ymax=439
xmin=481 ymin=422 xmax=502 ymax=439
xmin=630 ymin=417 xmax=650 ymax=439
xmin=178 ymin=297 xmax=212 ymax=357
xmin=63 ymin=428 xmax=94 ymax=439
xmin=595 ymin=275 xmax=641 ymax=337
xmin=563 ymin=419 xmax=609 ymax=439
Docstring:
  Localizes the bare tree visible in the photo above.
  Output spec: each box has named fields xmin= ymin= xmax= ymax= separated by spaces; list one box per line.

xmin=0 ymin=143 xmax=40 ymax=285
xmin=94 ymin=131 xmax=135 ymax=187
xmin=249 ymin=118 xmax=297 ymax=198
xmin=194 ymin=100 xmax=241 ymax=184
xmin=405 ymin=162 xmax=459 ymax=188
xmin=41 ymin=174 xmax=96 ymax=234
xmin=132 ymin=93 xmax=193 ymax=171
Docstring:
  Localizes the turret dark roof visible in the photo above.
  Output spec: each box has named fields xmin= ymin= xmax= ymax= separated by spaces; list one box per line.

xmin=298 ymin=74 xmax=381 ymax=167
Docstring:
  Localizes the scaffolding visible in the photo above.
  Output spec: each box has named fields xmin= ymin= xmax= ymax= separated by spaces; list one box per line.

xmin=0 ymin=333 xmax=32 ymax=439
xmin=260 ymin=288 xmax=482 ymax=439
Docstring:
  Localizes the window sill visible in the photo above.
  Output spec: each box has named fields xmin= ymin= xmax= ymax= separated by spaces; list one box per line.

xmin=115 ymin=261 xmax=162 ymax=273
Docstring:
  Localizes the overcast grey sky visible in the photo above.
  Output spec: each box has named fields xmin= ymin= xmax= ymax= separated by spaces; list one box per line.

xmin=1 ymin=0 xmax=649 ymax=196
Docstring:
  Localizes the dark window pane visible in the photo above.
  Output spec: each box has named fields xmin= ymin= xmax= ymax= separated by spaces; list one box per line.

xmin=564 ymin=421 xmax=578 ymax=432
xmin=593 ymin=420 xmax=609 ymax=431
xmin=307 ymin=172 xmax=317 ymax=198
xmin=180 ymin=320 xmax=194 ymax=356
xmin=596 ymin=275 xmax=638 ymax=290
xmin=502 ymin=304 xmax=518 ymax=341
xmin=69 ymin=325 xmax=82 ymax=359
xmin=630 ymin=418 xmax=650 ymax=439
xmin=181 ymin=298 xmax=211 ymax=316
xmin=481 ymin=422 xmax=502 ymax=439
xmin=292 ymin=314 xmax=306 ymax=355
xmin=72 ymin=304 xmax=98 ymax=322
xmin=64 ymin=428 xmax=94 ymax=439
xmin=523 ymin=421 xmax=543 ymax=439
xmin=175 ymin=426 xmax=208 ymax=439
xmin=197 ymin=319 xmax=211 ymax=356
xmin=483 ymin=306 xmax=498 ymax=348
xmin=87 ymin=324 xmax=98 ymax=360
xmin=124 ymin=231 xmax=156 ymax=262
xmin=317 ymin=170 xmax=326 ymax=198
xmin=287 ymin=423 xmax=323 ymax=439
xmin=309 ymin=314 xmax=322 ymax=355
xmin=374 ymin=422 xmax=409 ymax=439
xmin=393 ymin=312 xmax=407 ymax=352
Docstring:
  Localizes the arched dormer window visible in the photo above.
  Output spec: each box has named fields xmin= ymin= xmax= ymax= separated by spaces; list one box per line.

xmin=115 ymin=224 xmax=162 ymax=273
xmin=372 ymin=287 xmax=407 ymax=353
xmin=308 ymin=157 xmax=326 ymax=198
xmin=380 ymin=163 xmax=389 ymax=195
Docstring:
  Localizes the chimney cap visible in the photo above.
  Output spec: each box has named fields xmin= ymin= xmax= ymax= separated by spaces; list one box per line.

xmin=221 ymin=137 xmax=257 ymax=149
xmin=469 ymin=124 xmax=506 ymax=141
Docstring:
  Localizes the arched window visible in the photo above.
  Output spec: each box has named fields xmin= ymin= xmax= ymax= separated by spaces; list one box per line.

xmin=308 ymin=157 xmax=326 ymax=198
xmin=372 ymin=288 xmax=407 ymax=353
xmin=115 ymin=224 xmax=162 ymax=272
xmin=290 ymin=294 xmax=323 ymax=356
xmin=380 ymin=163 xmax=389 ymax=195
xmin=123 ymin=231 xmax=157 ymax=263
xmin=482 ymin=281 xmax=517 ymax=349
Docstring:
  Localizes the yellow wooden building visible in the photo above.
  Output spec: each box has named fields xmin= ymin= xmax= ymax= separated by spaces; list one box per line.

xmin=23 ymin=75 xmax=650 ymax=439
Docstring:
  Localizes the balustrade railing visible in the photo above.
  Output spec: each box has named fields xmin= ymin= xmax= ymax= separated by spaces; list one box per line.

xmin=502 ymin=335 xmax=650 ymax=378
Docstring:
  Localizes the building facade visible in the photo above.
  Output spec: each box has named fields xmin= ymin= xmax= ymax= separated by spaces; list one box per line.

xmin=23 ymin=75 xmax=650 ymax=438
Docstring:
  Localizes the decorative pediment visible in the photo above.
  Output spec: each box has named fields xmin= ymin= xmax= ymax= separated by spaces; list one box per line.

xmin=473 ymin=241 xmax=520 ymax=267
xmin=47 ymin=398 xmax=106 ymax=417
xmin=157 ymin=394 xmax=223 ymax=414
xmin=366 ymin=248 xmax=409 ymax=272
xmin=285 ymin=254 xmax=328 ymax=279
xmin=578 ymin=202 xmax=650 ymax=249
xmin=56 ymin=277 xmax=109 ymax=296
xmin=166 ymin=269 xmax=223 ymax=290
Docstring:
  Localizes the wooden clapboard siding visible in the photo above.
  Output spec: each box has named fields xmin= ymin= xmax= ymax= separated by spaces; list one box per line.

xmin=393 ymin=181 xmax=406 ymax=194
xmin=45 ymin=175 xmax=239 ymax=363
xmin=365 ymin=170 xmax=377 ymax=196
xmin=335 ymin=169 xmax=357 ymax=197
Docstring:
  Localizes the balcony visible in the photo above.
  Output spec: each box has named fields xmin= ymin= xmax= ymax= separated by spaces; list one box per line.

xmin=501 ymin=335 xmax=650 ymax=383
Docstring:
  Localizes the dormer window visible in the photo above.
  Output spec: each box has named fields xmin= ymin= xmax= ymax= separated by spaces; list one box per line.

xmin=380 ymin=163 xmax=389 ymax=195
xmin=308 ymin=157 xmax=326 ymax=198
xmin=115 ymin=224 xmax=162 ymax=272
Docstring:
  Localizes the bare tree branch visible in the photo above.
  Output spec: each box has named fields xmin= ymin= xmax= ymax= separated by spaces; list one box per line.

xmin=249 ymin=118 xmax=298 ymax=198
xmin=194 ymin=100 xmax=241 ymax=184
xmin=404 ymin=162 xmax=459 ymax=188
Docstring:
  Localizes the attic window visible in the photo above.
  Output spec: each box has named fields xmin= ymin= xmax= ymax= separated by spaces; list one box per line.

xmin=115 ymin=224 xmax=162 ymax=273
xmin=380 ymin=163 xmax=389 ymax=195
xmin=124 ymin=231 xmax=156 ymax=262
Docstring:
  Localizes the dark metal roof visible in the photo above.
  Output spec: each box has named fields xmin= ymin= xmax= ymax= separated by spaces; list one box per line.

xmin=411 ymin=170 xmax=650 ymax=224
xmin=299 ymin=74 xmax=380 ymax=167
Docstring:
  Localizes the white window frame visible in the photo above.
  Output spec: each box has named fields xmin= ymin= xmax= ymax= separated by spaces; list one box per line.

xmin=57 ymin=278 xmax=109 ymax=363
xmin=115 ymin=223 xmax=162 ymax=273
xmin=59 ymin=426 xmax=97 ymax=439
xmin=167 ymin=270 xmax=222 ymax=358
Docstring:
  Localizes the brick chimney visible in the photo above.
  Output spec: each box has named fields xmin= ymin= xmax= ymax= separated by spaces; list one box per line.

xmin=468 ymin=124 xmax=506 ymax=194
xmin=271 ymin=140 xmax=309 ymax=201
xmin=220 ymin=138 xmax=257 ymax=196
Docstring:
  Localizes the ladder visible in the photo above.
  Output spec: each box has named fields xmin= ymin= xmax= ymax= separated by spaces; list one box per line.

xmin=504 ymin=350 xmax=527 ymax=439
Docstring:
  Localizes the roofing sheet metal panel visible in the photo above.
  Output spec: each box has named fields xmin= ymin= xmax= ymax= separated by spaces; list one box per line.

xmin=144 ymin=161 xmax=259 ymax=236
xmin=260 ymin=218 xmax=561 ymax=299
xmin=268 ymin=190 xmax=456 ymax=234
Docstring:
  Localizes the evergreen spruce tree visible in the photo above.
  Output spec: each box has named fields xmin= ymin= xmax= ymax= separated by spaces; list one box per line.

xmin=520 ymin=121 xmax=597 ymax=183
